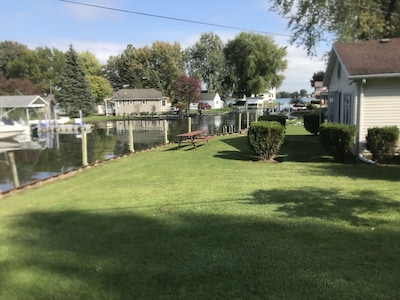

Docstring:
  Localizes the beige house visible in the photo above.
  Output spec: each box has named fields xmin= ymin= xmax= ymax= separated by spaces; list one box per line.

xmin=106 ymin=88 xmax=169 ymax=116
xmin=324 ymin=38 xmax=400 ymax=155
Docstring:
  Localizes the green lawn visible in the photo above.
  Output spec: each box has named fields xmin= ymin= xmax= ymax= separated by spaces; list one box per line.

xmin=1 ymin=126 xmax=399 ymax=299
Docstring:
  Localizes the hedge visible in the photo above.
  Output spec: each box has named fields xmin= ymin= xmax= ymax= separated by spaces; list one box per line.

xmin=320 ymin=123 xmax=356 ymax=162
xmin=366 ymin=126 xmax=399 ymax=162
xmin=248 ymin=121 xmax=285 ymax=161
xmin=258 ymin=115 xmax=287 ymax=127
xmin=303 ymin=113 xmax=325 ymax=135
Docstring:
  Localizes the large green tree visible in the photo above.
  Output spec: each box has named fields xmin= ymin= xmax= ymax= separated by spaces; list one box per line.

xmin=0 ymin=41 xmax=28 ymax=78
xmin=270 ymin=0 xmax=400 ymax=55
xmin=35 ymin=46 xmax=66 ymax=95
xmin=56 ymin=45 xmax=93 ymax=117
xmin=224 ymin=32 xmax=287 ymax=97
xmin=78 ymin=51 xmax=113 ymax=103
xmin=151 ymin=41 xmax=185 ymax=99
xmin=104 ymin=42 xmax=184 ymax=99
xmin=187 ymin=32 xmax=225 ymax=93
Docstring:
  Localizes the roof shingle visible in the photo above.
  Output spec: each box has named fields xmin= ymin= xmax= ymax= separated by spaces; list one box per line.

xmin=112 ymin=88 xmax=163 ymax=100
xmin=334 ymin=38 xmax=400 ymax=76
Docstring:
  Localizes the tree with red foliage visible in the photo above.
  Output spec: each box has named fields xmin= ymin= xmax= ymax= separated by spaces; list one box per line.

xmin=172 ymin=75 xmax=202 ymax=112
xmin=0 ymin=77 xmax=41 ymax=96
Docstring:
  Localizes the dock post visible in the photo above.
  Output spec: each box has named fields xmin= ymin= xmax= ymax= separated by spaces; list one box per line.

xmin=7 ymin=152 xmax=20 ymax=188
xmin=163 ymin=119 xmax=169 ymax=144
xmin=129 ymin=121 xmax=135 ymax=152
xmin=188 ymin=117 xmax=192 ymax=132
xmin=82 ymin=128 xmax=88 ymax=166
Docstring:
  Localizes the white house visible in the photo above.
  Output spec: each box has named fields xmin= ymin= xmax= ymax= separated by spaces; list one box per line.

xmin=323 ymin=38 xmax=400 ymax=155
xmin=200 ymin=92 xmax=223 ymax=109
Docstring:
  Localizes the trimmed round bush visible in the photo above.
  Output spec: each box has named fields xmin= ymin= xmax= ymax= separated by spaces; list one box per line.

xmin=366 ymin=126 xmax=399 ymax=162
xmin=320 ymin=123 xmax=356 ymax=162
xmin=258 ymin=115 xmax=287 ymax=127
xmin=248 ymin=121 xmax=285 ymax=161
xmin=303 ymin=113 xmax=325 ymax=135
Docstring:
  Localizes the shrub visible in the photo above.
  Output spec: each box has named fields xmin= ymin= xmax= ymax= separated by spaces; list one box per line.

xmin=248 ymin=121 xmax=285 ymax=161
xmin=258 ymin=115 xmax=287 ymax=127
xmin=303 ymin=113 xmax=325 ymax=135
xmin=366 ymin=126 xmax=399 ymax=162
xmin=320 ymin=123 xmax=356 ymax=162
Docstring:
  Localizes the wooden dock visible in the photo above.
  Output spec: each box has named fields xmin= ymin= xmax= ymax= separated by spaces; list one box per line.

xmin=36 ymin=124 xmax=93 ymax=134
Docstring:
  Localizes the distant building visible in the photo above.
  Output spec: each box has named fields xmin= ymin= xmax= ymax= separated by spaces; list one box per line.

xmin=105 ymin=88 xmax=169 ymax=116
xmin=235 ymin=87 xmax=276 ymax=108
xmin=200 ymin=92 xmax=223 ymax=109
xmin=0 ymin=95 xmax=50 ymax=120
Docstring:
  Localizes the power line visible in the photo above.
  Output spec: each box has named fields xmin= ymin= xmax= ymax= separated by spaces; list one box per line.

xmin=59 ymin=0 xmax=292 ymax=38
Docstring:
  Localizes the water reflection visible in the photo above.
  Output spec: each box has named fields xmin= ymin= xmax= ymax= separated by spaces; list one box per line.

xmin=0 ymin=110 xmax=263 ymax=192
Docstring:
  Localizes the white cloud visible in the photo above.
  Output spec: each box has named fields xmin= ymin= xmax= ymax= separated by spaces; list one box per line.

xmin=279 ymin=45 xmax=327 ymax=92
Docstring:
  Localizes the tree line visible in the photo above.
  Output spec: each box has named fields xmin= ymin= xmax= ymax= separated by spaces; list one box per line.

xmin=0 ymin=32 xmax=287 ymax=117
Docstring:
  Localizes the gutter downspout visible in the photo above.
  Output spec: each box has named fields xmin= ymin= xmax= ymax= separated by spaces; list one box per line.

xmin=357 ymin=78 xmax=375 ymax=164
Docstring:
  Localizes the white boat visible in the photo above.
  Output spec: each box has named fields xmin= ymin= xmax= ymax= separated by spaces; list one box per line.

xmin=0 ymin=118 xmax=26 ymax=139
xmin=0 ymin=140 xmax=22 ymax=153
xmin=28 ymin=116 xmax=70 ymax=126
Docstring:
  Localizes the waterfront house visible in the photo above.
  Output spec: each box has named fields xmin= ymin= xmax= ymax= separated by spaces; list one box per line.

xmin=200 ymin=92 xmax=223 ymax=109
xmin=0 ymin=95 xmax=50 ymax=120
xmin=106 ymin=88 xmax=169 ymax=116
xmin=323 ymin=38 xmax=400 ymax=155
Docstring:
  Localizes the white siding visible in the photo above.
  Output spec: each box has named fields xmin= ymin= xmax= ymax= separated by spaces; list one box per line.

xmin=327 ymin=60 xmax=358 ymax=124
xmin=361 ymin=78 xmax=400 ymax=142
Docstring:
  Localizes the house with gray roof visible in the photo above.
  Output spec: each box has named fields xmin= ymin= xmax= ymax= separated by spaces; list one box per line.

xmin=200 ymin=92 xmax=223 ymax=109
xmin=105 ymin=88 xmax=169 ymax=116
xmin=323 ymin=38 xmax=400 ymax=155
xmin=0 ymin=95 xmax=50 ymax=120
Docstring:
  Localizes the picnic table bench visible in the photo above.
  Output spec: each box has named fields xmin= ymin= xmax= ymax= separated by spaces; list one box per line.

xmin=176 ymin=130 xmax=212 ymax=149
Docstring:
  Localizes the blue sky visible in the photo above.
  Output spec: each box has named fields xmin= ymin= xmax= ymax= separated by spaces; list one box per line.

xmin=1 ymin=0 xmax=328 ymax=93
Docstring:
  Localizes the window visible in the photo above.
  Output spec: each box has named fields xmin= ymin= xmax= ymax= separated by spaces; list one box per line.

xmin=343 ymin=93 xmax=353 ymax=125
xmin=117 ymin=100 xmax=123 ymax=107
xmin=337 ymin=63 xmax=341 ymax=80
xmin=129 ymin=100 xmax=133 ymax=105
xmin=142 ymin=99 xmax=147 ymax=105
xmin=162 ymin=99 xmax=166 ymax=106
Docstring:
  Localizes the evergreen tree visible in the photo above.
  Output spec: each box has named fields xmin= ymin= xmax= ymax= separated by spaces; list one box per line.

xmin=56 ymin=45 xmax=93 ymax=117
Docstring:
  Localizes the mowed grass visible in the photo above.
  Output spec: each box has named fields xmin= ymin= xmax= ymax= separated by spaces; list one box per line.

xmin=1 ymin=126 xmax=400 ymax=299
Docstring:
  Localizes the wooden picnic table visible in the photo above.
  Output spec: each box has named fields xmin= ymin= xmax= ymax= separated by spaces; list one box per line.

xmin=176 ymin=129 xmax=211 ymax=149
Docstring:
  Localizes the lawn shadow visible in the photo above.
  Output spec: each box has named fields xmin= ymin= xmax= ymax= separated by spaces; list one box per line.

xmin=2 ymin=207 xmax=400 ymax=299
xmin=277 ymin=134 xmax=331 ymax=163
xmin=214 ymin=134 xmax=331 ymax=163
xmin=214 ymin=135 xmax=257 ymax=161
xmin=247 ymin=187 xmax=400 ymax=227
xmin=164 ymin=143 xmax=202 ymax=151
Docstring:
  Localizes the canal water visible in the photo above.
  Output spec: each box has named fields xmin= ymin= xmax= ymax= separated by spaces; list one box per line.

xmin=0 ymin=110 xmax=265 ymax=193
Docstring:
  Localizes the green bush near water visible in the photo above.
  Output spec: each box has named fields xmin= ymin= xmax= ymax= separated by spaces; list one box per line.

xmin=320 ymin=123 xmax=357 ymax=162
xmin=366 ymin=126 xmax=399 ymax=162
xmin=248 ymin=121 xmax=285 ymax=161
xmin=303 ymin=113 xmax=325 ymax=135
xmin=258 ymin=115 xmax=287 ymax=127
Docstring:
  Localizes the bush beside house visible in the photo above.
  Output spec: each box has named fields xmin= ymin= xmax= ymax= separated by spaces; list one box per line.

xmin=366 ymin=126 xmax=400 ymax=162
xmin=320 ymin=123 xmax=356 ymax=162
